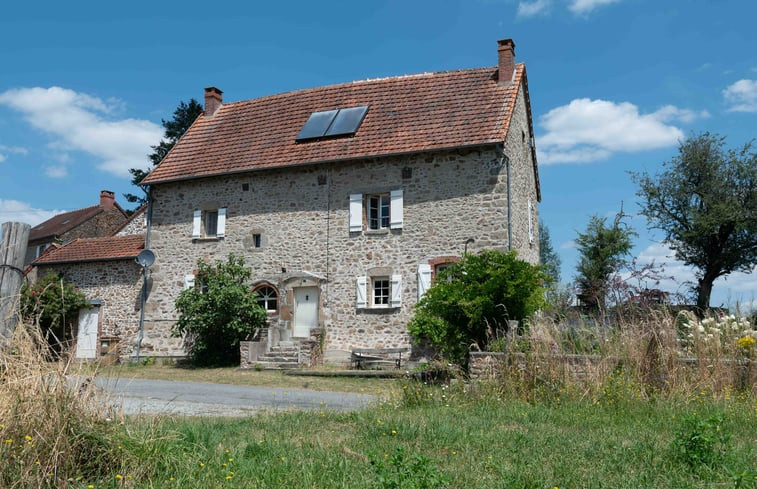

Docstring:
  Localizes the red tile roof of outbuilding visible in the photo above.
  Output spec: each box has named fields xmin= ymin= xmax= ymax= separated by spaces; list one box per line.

xmin=143 ymin=65 xmax=525 ymax=184
xmin=33 ymin=235 xmax=145 ymax=265
xmin=28 ymin=205 xmax=103 ymax=241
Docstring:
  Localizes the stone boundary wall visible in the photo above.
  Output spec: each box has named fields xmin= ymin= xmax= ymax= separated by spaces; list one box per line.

xmin=469 ymin=351 xmax=757 ymax=387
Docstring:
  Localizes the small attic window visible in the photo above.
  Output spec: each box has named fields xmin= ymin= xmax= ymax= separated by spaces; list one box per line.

xmin=296 ymin=105 xmax=369 ymax=142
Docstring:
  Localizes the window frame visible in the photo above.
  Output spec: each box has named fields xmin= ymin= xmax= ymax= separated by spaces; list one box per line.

xmin=371 ymin=276 xmax=391 ymax=307
xmin=252 ymin=283 xmax=279 ymax=315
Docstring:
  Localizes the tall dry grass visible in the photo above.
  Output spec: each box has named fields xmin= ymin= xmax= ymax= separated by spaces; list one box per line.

xmin=0 ymin=322 xmax=122 ymax=487
xmin=494 ymin=309 xmax=756 ymax=403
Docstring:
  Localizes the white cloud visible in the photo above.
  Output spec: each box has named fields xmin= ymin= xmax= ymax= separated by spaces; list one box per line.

xmin=44 ymin=165 xmax=68 ymax=178
xmin=723 ymin=79 xmax=757 ymax=112
xmin=568 ymin=0 xmax=620 ymax=15
xmin=634 ymin=242 xmax=757 ymax=309
xmin=517 ymin=0 xmax=551 ymax=17
xmin=0 ymin=199 xmax=65 ymax=227
xmin=0 ymin=87 xmax=162 ymax=177
xmin=0 ymin=144 xmax=28 ymax=163
xmin=537 ymin=98 xmax=707 ymax=164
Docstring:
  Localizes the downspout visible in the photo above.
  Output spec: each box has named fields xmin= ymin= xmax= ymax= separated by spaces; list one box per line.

xmin=135 ymin=185 xmax=152 ymax=361
xmin=496 ymin=143 xmax=513 ymax=251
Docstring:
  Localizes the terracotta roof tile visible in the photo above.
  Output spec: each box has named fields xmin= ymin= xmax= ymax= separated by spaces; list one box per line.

xmin=143 ymin=65 xmax=524 ymax=184
xmin=33 ymin=235 xmax=145 ymax=265
xmin=29 ymin=205 xmax=103 ymax=241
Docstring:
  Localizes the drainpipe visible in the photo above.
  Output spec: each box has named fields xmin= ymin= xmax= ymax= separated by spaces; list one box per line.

xmin=496 ymin=144 xmax=513 ymax=251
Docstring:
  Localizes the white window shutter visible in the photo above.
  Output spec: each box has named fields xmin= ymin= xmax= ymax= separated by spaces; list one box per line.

xmin=390 ymin=189 xmax=403 ymax=229
xmin=390 ymin=274 xmax=402 ymax=307
xmin=356 ymin=276 xmax=367 ymax=308
xmin=217 ymin=207 xmax=227 ymax=238
xmin=417 ymin=264 xmax=432 ymax=301
xmin=184 ymin=274 xmax=196 ymax=290
xmin=349 ymin=194 xmax=363 ymax=232
xmin=528 ymin=199 xmax=534 ymax=244
xmin=192 ymin=210 xmax=202 ymax=239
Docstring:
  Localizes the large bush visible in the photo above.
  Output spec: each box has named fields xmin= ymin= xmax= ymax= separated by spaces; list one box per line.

xmin=408 ymin=250 xmax=545 ymax=365
xmin=173 ymin=254 xmax=267 ymax=366
xmin=20 ymin=272 xmax=90 ymax=354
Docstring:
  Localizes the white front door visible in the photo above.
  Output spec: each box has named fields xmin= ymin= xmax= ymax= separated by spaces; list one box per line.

xmin=76 ymin=307 xmax=99 ymax=359
xmin=293 ymin=287 xmax=319 ymax=338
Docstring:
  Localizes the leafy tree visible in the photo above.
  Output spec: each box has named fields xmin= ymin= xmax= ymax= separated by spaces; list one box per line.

xmin=574 ymin=211 xmax=636 ymax=313
xmin=124 ymin=99 xmax=203 ymax=205
xmin=408 ymin=250 xmax=545 ymax=365
xmin=539 ymin=220 xmax=561 ymax=285
xmin=631 ymin=132 xmax=757 ymax=311
xmin=173 ymin=254 xmax=267 ymax=366
xmin=20 ymin=272 xmax=90 ymax=354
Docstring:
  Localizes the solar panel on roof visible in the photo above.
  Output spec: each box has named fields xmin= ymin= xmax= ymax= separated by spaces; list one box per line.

xmin=296 ymin=109 xmax=338 ymax=141
xmin=324 ymin=105 xmax=369 ymax=137
xmin=296 ymin=105 xmax=369 ymax=141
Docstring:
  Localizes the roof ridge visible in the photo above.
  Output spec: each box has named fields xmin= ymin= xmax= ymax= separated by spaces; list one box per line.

xmin=222 ymin=66 xmax=498 ymax=109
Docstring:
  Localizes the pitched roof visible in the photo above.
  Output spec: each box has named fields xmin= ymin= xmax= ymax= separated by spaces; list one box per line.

xmin=143 ymin=65 xmax=525 ymax=184
xmin=112 ymin=203 xmax=147 ymax=236
xmin=29 ymin=205 xmax=103 ymax=241
xmin=33 ymin=235 xmax=145 ymax=265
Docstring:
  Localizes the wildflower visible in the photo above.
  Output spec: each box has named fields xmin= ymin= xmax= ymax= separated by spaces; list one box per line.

xmin=4 ymin=438 xmax=12 ymax=444
xmin=35 ymin=461 xmax=40 ymax=465
xmin=199 ymin=462 xmax=205 ymax=468
xmin=88 ymin=485 xmax=94 ymax=489
xmin=226 ymin=475 xmax=233 ymax=480
xmin=24 ymin=435 xmax=32 ymax=442
xmin=391 ymin=429 xmax=397 ymax=436
xmin=737 ymin=336 xmax=756 ymax=349
xmin=169 ymin=476 xmax=174 ymax=481
xmin=115 ymin=474 xmax=123 ymax=480
xmin=228 ymin=457 xmax=233 ymax=462
xmin=280 ymin=456 xmax=286 ymax=462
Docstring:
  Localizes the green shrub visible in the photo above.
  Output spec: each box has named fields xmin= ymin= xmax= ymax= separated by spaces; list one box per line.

xmin=372 ymin=446 xmax=447 ymax=489
xmin=173 ymin=254 xmax=267 ymax=366
xmin=671 ymin=412 xmax=732 ymax=468
xmin=20 ymin=272 xmax=90 ymax=355
xmin=408 ymin=250 xmax=544 ymax=366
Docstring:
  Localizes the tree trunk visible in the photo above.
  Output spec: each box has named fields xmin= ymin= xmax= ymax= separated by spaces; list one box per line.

xmin=695 ymin=270 xmax=718 ymax=315
xmin=0 ymin=222 xmax=30 ymax=347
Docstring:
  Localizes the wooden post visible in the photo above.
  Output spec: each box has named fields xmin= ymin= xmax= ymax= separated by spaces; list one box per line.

xmin=0 ymin=222 xmax=31 ymax=346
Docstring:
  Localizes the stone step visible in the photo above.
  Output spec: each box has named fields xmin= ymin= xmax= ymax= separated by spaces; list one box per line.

xmin=277 ymin=341 xmax=297 ymax=348
xmin=259 ymin=355 xmax=299 ymax=363
xmin=269 ymin=346 xmax=299 ymax=353
xmin=251 ymin=360 xmax=300 ymax=370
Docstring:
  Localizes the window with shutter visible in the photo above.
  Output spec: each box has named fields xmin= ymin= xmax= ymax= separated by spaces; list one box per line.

xmin=349 ymin=194 xmax=363 ymax=233
xmin=390 ymin=190 xmax=403 ymax=229
xmin=183 ymin=274 xmax=196 ymax=290
xmin=356 ymin=276 xmax=368 ymax=308
xmin=417 ymin=264 xmax=432 ymax=300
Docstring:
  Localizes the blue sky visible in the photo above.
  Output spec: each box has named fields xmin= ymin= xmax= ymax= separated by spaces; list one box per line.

xmin=1 ymin=0 xmax=755 ymax=309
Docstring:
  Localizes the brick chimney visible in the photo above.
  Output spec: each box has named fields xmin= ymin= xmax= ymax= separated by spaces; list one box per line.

xmin=100 ymin=190 xmax=115 ymax=211
xmin=497 ymin=38 xmax=516 ymax=85
xmin=204 ymin=86 xmax=223 ymax=117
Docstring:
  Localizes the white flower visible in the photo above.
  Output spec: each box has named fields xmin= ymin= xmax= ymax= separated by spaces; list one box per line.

xmin=698 ymin=325 xmax=705 ymax=333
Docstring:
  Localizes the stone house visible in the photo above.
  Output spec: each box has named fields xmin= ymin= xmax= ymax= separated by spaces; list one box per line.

xmin=25 ymin=190 xmax=128 ymax=266
xmin=32 ymin=234 xmax=145 ymax=359
xmin=139 ymin=38 xmax=541 ymax=364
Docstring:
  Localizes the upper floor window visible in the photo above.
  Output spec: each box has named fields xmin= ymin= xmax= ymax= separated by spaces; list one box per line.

xmin=367 ymin=194 xmax=390 ymax=230
xmin=349 ymin=190 xmax=403 ymax=233
xmin=192 ymin=208 xmax=226 ymax=239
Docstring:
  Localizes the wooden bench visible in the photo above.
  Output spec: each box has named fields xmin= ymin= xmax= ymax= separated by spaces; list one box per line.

xmin=351 ymin=348 xmax=409 ymax=369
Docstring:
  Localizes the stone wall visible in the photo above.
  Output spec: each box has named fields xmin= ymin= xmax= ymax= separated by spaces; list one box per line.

xmin=36 ymin=259 xmax=143 ymax=357
xmin=116 ymin=208 xmax=146 ymax=236
xmin=143 ymin=81 xmax=539 ymax=358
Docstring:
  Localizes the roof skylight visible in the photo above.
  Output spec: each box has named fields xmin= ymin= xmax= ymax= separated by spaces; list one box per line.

xmin=296 ymin=105 xmax=369 ymax=142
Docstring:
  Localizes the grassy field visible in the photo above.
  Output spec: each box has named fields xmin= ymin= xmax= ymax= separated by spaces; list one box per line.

xmin=22 ymin=382 xmax=755 ymax=489
xmin=92 ymin=364 xmax=398 ymax=394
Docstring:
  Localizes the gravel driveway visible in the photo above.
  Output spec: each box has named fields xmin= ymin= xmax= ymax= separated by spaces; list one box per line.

xmin=92 ymin=377 xmax=377 ymax=417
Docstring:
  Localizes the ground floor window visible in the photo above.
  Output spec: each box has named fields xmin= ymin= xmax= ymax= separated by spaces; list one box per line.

xmin=372 ymin=277 xmax=390 ymax=306
xmin=253 ymin=284 xmax=278 ymax=313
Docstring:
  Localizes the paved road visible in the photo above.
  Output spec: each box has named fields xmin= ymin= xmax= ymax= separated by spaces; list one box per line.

xmin=92 ymin=377 xmax=377 ymax=417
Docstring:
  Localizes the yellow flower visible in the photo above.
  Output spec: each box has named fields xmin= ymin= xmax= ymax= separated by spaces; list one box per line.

xmin=169 ymin=476 xmax=174 ymax=481
xmin=280 ymin=456 xmax=286 ymax=462
xmin=115 ymin=474 xmax=123 ymax=480
xmin=737 ymin=336 xmax=756 ymax=349
xmin=35 ymin=461 xmax=41 ymax=465
xmin=4 ymin=438 xmax=12 ymax=444
xmin=225 ymin=475 xmax=233 ymax=480
xmin=25 ymin=435 xmax=32 ymax=441
xmin=199 ymin=462 xmax=205 ymax=468
xmin=391 ymin=429 xmax=397 ymax=436
xmin=228 ymin=457 xmax=233 ymax=462
xmin=87 ymin=485 xmax=94 ymax=489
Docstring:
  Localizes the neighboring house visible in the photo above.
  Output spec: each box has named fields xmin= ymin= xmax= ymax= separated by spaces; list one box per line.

xmin=114 ymin=203 xmax=148 ymax=237
xmin=25 ymin=190 xmax=128 ymax=267
xmin=139 ymin=38 xmax=541 ymax=363
xmin=32 ymin=235 xmax=145 ymax=359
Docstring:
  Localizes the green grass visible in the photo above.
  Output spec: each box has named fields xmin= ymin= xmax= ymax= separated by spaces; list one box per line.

xmin=92 ymin=364 xmax=398 ymax=394
xmin=40 ymin=381 xmax=756 ymax=489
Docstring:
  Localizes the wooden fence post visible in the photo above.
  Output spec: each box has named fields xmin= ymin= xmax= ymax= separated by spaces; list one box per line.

xmin=0 ymin=222 xmax=31 ymax=347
